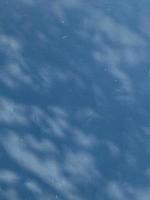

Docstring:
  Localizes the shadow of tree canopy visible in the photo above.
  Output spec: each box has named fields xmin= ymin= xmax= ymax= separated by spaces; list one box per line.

xmin=0 ymin=0 xmax=150 ymax=200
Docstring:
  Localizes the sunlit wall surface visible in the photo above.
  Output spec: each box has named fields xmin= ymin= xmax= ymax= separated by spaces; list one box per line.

xmin=0 ymin=0 xmax=150 ymax=199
